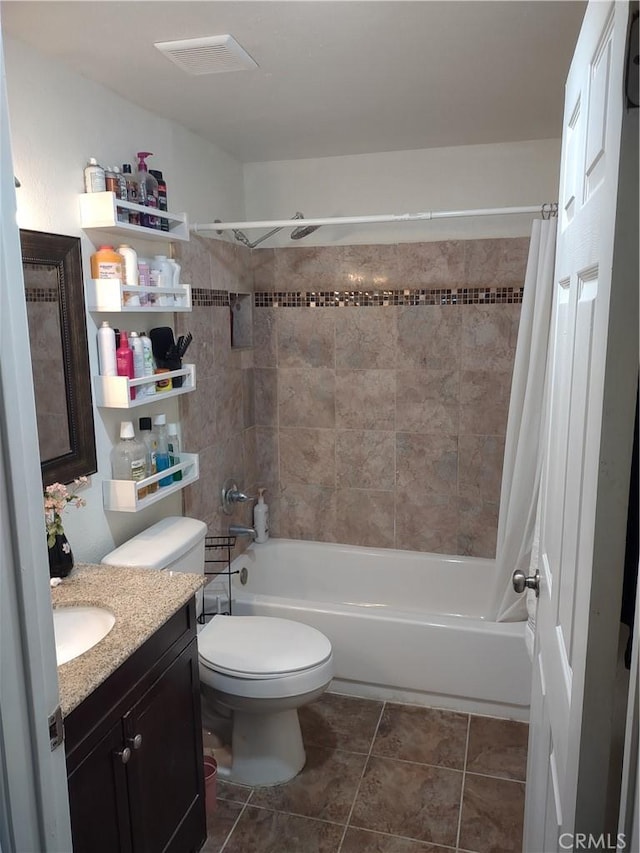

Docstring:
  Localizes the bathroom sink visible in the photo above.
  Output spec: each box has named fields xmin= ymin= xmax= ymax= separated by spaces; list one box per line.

xmin=53 ymin=606 xmax=116 ymax=666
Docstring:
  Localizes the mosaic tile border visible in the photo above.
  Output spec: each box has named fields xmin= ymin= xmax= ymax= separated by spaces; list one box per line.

xmin=254 ymin=287 xmax=524 ymax=308
xmin=25 ymin=287 xmax=58 ymax=303
xmin=192 ymin=287 xmax=229 ymax=307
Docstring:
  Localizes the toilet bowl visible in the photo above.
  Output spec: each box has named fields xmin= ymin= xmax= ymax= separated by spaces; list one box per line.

xmin=102 ymin=516 xmax=334 ymax=786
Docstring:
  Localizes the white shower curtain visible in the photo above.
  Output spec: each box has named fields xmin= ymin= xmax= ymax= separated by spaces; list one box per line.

xmin=491 ymin=218 xmax=557 ymax=622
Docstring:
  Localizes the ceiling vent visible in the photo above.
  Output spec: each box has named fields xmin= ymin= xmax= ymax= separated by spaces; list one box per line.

xmin=154 ymin=35 xmax=258 ymax=76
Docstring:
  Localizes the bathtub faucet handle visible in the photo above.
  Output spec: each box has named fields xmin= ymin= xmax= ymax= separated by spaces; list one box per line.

xmin=222 ymin=478 xmax=256 ymax=515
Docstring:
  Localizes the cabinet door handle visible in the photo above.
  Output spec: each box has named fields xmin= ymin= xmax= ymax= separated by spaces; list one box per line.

xmin=116 ymin=746 xmax=132 ymax=764
xmin=128 ymin=734 xmax=143 ymax=750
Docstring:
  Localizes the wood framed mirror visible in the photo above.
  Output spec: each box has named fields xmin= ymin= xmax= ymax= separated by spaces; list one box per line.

xmin=20 ymin=229 xmax=97 ymax=486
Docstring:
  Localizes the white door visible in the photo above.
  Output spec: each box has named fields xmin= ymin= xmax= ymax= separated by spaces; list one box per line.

xmin=0 ymin=15 xmax=73 ymax=852
xmin=523 ymin=2 xmax=637 ymax=851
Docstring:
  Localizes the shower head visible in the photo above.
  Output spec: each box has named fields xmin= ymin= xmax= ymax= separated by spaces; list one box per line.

xmin=231 ymin=213 xmax=304 ymax=249
xmin=290 ymin=213 xmax=321 ymax=240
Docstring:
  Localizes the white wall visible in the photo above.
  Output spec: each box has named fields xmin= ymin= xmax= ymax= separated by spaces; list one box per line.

xmin=4 ymin=35 xmax=245 ymax=563
xmin=242 ymin=139 xmax=561 ymax=246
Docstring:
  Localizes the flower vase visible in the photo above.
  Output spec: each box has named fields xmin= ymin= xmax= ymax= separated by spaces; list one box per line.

xmin=48 ymin=533 xmax=74 ymax=579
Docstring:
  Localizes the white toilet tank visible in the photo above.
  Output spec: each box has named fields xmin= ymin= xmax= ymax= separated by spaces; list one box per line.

xmin=102 ymin=516 xmax=207 ymax=576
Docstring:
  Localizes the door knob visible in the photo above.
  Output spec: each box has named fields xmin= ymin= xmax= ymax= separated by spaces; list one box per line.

xmin=512 ymin=568 xmax=540 ymax=597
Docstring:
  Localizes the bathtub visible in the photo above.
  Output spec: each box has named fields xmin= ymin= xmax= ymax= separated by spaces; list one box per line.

xmin=204 ymin=538 xmax=531 ymax=720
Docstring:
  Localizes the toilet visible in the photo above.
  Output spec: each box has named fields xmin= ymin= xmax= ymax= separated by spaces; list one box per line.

xmin=101 ymin=516 xmax=334 ymax=786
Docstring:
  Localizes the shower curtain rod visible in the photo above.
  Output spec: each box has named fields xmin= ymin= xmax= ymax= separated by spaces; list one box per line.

xmin=191 ymin=203 xmax=558 ymax=233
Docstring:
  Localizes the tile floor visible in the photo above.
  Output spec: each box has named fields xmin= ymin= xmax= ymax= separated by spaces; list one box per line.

xmin=201 ymin=693 xmax=528 ymax=853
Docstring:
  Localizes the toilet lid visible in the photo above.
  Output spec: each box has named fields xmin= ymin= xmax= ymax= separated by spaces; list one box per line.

xmin=198 ymin=616 xmax=332 ymax=679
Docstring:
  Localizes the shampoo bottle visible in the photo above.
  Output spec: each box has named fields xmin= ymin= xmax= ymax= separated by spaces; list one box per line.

xmin=253 ymin=488 xmax=269 ymax=543
xmin=135 ymin=152 xmax=158 ymax=229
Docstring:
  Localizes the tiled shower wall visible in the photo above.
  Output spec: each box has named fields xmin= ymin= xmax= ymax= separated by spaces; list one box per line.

xmin=175 ymin=236 xmax=528 ymax=559
xmin=175 ymin=236 xmax=257 ymax=546
xmin=250 ymin=238 xmax=528 ymax=558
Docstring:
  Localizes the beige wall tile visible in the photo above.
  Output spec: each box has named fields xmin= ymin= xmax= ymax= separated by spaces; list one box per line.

xmin=395 ymin=492 xmax=459 ymax=555
xmin=336 ymin=489 xmax=395 ymax=548
xmin=458 ymin=434 xmax=505 ymax=503
xmin=335 ymin=308 xmax=397 ymax=369
xmin=458 ymin=498 xmax=499 ymax=558
xmin=336 ymin=430 xmax=395 ymax=490
xmin=253 ymin=308 xmax=278 ymax=367
xmin=277 ymin=484 xmax=337 ymax=542
xmin=254 ymin=368 xmax=278 ymax=426
xmin=279 ymin=368 xmax=335 ymax=428
xmin=396 ymin=369 xmax=460 ymax=434
xmin=460 ymin=369 xmax=512 ymax=436
xmin=397 ymin=305 xmax=461 ymax=370
xmin=396 ymin=432 xmax=458 ymax=497
xmin=174 ymin=234 xmax=212 ymax=289
xmin=461 ymin=304 xmax=520 ymax=371
xmin=463 ymin=237 xmax=530 ymax=287
xmin=280 ymin=428 xmax=336 ymax=488
xmin=397 ymin=240 xmax=466 ymax=287
xmin=335 ymin=369 xmax=396 ymax=430
xmin=277 ymin=308 xmax=335 ymax=368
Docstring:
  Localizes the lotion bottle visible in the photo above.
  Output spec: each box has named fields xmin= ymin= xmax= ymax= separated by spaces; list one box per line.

xmin=253 ymin=488 xmax=269 ymax=544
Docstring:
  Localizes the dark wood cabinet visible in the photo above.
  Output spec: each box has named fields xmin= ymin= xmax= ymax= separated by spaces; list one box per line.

xmin=64 ymin=600 xmax=206 ymax=853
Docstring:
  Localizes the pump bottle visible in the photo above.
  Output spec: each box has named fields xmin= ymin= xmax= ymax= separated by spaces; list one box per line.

xmin=253 ymin=488 xmax=270 ymax=543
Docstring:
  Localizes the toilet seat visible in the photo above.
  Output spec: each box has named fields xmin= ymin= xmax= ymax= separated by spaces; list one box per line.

xmin=198 ymin=615 xmax=332 ymax=678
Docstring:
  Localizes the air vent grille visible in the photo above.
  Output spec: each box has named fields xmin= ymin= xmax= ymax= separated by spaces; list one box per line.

xmin=154 ymin=35 xmax=258 ymax=76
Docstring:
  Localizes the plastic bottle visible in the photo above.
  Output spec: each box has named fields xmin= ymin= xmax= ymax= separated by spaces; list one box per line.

xmin=139 ymin=332 xmax=156 ymax=397
xmin=111 ymin=421 xmax=148 ymax=497
xmin=167 ymin=258 xmax=182 ymax=305
xmin=83 ymin=157 xmax=106 ymax=193
xmin=122 ymin=164 xmax=140 ymax=226
xmin=104 ymin=166 xmax=118 ymax=195
xmin=167 ymin=422 xmax=182 ymax=482
xmin=150 ymin=255 xmax=172 ymax=306
xmin=113 ymin=166 xmax=129 ymax=223
xmin=97 ymin=321 xmax=117 ymax=376
xmin=253 ymin=488 xmax=270 ymax=543
xmin=116 ymin=330 xmax=136 ymax=400
xmin=138 ymin=417 xmax=158 ymax=493
xmin=135 ymin=152 xmax=159 ymax=229
xmin=90 ymin=245 xmax=123 ymax=281
xmin=149 ymin=169 xmax=169 ymax=232
xmin=153 ymin=414 xmax=173 ymax=486
xmin=117 ymin=244 xmax=140 ymax=307
xmin=129 ymin=332 xmax=145 ymax=397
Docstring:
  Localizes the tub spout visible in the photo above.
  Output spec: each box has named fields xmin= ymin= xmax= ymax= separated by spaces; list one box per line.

xmin=228 ymin=524 xmax=256 ymax=539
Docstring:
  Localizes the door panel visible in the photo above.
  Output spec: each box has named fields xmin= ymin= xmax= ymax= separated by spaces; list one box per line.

xmin=523 ymin=3 xmax=633 ymax=851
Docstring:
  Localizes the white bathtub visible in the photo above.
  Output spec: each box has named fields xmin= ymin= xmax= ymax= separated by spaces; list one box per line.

xmin=204 ymin=538 xmax=531 ymax=720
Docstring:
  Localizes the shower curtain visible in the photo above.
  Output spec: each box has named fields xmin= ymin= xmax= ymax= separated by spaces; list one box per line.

xmin=491 ymin=218 xmax=557 ymax=622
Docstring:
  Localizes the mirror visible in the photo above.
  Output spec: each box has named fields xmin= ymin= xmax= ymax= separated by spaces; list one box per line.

xmin=21 ymin=229 xmax=97 ymax=486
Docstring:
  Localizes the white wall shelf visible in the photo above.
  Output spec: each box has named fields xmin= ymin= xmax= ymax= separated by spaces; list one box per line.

xmin=93 ymin=364 xmax=196 ymax=408
xmin=87 ymin=279 xmax=192 ymax=312
xmin=79 ymin=192 xmax=189 ymax=242
xmin=103 ymin=453 xmax=199 ymax=512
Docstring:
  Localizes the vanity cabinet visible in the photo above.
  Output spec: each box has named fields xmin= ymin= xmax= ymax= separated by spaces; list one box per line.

xmin=64 ymin=600 xmax=206 ymax=853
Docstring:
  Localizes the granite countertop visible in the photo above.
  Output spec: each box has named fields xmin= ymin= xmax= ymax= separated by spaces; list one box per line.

xmin=52 ymin=563 xmax=204 ymax=717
